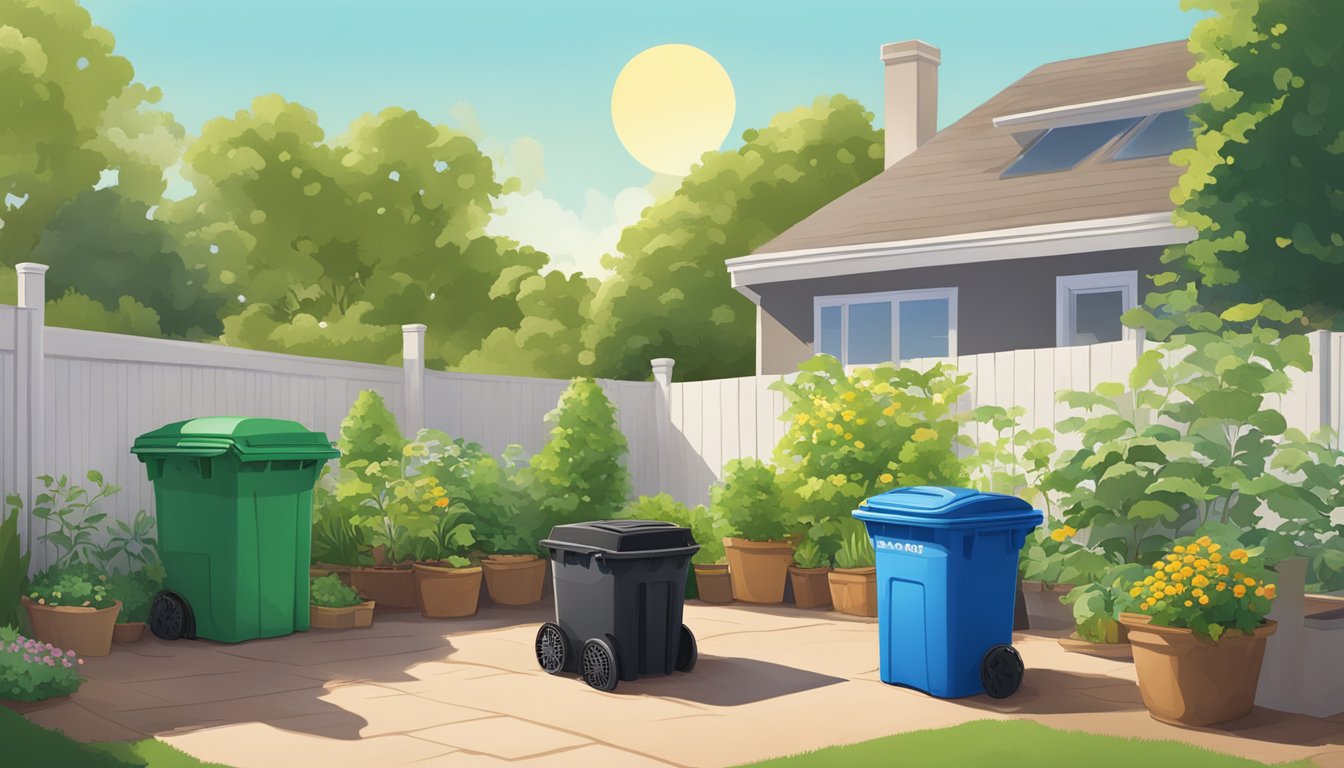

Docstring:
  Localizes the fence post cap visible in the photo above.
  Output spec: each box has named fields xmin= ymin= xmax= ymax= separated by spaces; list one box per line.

xmin=15 ymin=262 xmax=49 ymax=275
xmin=401 ymin=324 xmax=428 ymax=333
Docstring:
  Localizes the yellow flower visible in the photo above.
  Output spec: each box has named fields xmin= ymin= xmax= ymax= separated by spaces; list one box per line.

xmin=1050 ymin=528 xmax=1068 ymax=543
xmin=1243 ymin=577 xmax=1256 ymax=587
xmin=1199 ymin=595 xmax=1209 ymax=605
xmin=1194 ymin=559 xmax=1209 ymax=570
xmin=912 ymin=427 xmax=938 ymax=443
xmin=1164 ymin=585 xmax=1178 ymax=596
xmin=1264 ymin=584 xmax=1277 ymax=599
xmin=842 ymin=410 xmax=856 ymax=422
xmin=1191 ymin=575 xmax=1209 ymax=588
xmin=830 ymin=475 xmax=846 ymax=487
xmin=1210 ymin=553 xmax=1222 ymax=563
xmin=856 ymin=418 xmax=867 ymax=426
xmin=1254 ymin=586 xmax=1265 ymax=597
xmin=1184 ymin=600 xmax=1193 ymax=607
xmin=1180 ymin=566 xmax=1194 ymax=578
xmin=1191 ymin=588 xmax=1203 ymax=597
xmin=1196 ymin=535 xmax=1212 ymax=547
xmin=1207 ymin=543 xmax=1221 ymax=553
xmin=431 ymin=486 xmax=447 ymax=497
xmin=795 ymin=414 xmax=810 ymax=425
xmin=1182 ymin=554 xmax=1196 ymax=564
xmin=844 ymin=432 xmax=854 ymax=440
xmin=402 ymin=445 xmax=415 ymax=457
xmin=882 ymin=405 xmax=898 ymax=417
xmin=1216 ymin=582 xmax=1227 ymax=591
xmin=1229 ymin=548 xmax=1248 ymax=561
xmin=1216 ymin=564 xmax=1230 ymax=576
xmin=1140 ymin=601 xmax=1151 ymax=611
xmin=1233 ymin=584 xmax=1247 ymax=598
xmin=1129 ymin=587 xmax=1144 ymax=597
xmin=878 ymin=473 xmax=894 ymax=484
xmin=434 ymin=497 xmax=450 ymax=508
xmin=1152 ymin=561 xmax=1164 ymax=570
xmin=1062 ymin=525 xmax=1077 ymax=537
xmin=841 ymin=391 xmax=856 ymax=402
xmin=854 ymin=441 xmax=866 ymax=450
xmin=1166 ymin=554 xmax=1181 ymax=563
xmin=1173 ymin=545 xmax=1186 ymax=554
xmin=1143 ymin=576 xmax=1155 ymax=585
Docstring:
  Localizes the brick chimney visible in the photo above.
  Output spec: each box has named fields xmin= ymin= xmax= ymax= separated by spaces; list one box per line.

xmin=880 ymin=40 xmax=940 ymax=169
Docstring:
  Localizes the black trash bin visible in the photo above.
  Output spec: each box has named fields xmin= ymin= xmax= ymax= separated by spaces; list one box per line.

xmin=536 ymin=520 xmax=699 ymax=691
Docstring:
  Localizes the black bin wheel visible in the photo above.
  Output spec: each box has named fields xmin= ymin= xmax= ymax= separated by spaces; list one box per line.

xmin=149 ymin=591 xmax=191 ymax=641
xmin=535 ymin=622 xmax=568 ymax=675
xmin=981 ymin=643 xmax=1024 ymax=699
xmin=675 ymin=624 xmax=697 ymax=673
xmin=580 ymin=637 xmax=619 ymax=692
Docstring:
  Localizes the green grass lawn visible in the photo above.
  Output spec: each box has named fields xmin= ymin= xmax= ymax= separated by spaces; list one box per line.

xmin=737 ymin=719 xmax=1317 ymax=768
xmin=2 ymin=705 xmax=231 ymax=767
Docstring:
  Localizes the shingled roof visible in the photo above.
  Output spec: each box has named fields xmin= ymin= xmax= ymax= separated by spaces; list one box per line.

xmin=751 ymin=41 xmax=1196 ymax=256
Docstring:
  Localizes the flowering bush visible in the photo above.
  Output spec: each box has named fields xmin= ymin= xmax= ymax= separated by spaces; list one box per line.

xmin=772 ymin=355 xmax=969 ymax=529
xmin=310 ymin=575 xmax=363 ymax=608
xmin=0 ymin=626 xmax=83 ymax=701
xmin=1122 ymin=533 xmax=1278 ymax=641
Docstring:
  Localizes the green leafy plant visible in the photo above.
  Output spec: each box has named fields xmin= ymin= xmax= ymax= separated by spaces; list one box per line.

xmin=93 ymin=509 xmax=159 ymax=573
xmin=711 ymin=458 xmax=791 ymax=543
xmin=792 ymin=536 xmax=830 ymax=570
xmin=28 ymin=472 xmax=120 ymax=570
xmin=104 ymin=567 xmax=165 ymax=624
xmin=408 ymin=497 xmax=476 ymax=568
xmin=1018 ymin=525 xmax=1113 ymax=590
xmin=311 ymin=474 xmax=372 ymax=567
xmin=772 ymin=355 xmax=970 ymax=529
xmin=0 ymin=501 xmax=31 ymax=630
xmin=1123 ymin=531 xmax=1278 ymax=641
xmin=433 ymin=440 xmax=541 ymax=557
xmin=310 ymin=575 xmax=363 ymax=608
xmin=520 ymin=378 xmax=632 ymax=527
xmin=965 ymin=404 xmax=1057 ymax=512
xmin=27 ymin=568 xmax=113 ymax=610
xmin=0 ymin=625 xmax=83 ymax=701
xmin=833 ymin=522 xmax=875 ymax=569
xmin=1061 ymin=562 xmax=1148 ymax=643
xmin=622 ymin=494 xmax=728 ymax=565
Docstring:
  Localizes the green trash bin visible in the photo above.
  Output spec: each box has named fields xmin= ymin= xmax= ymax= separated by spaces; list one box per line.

xmin=131 ymin=417 xmax=340 ymax=643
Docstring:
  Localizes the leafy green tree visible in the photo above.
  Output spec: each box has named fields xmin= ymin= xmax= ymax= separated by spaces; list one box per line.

xmin=582 ymin=95 xmax=884 ymax=381
xmin=519 ymin=378 xmax=631 ymax=526
xmin=1164 ymin=0 xmax=1344 ymax=326
xmin=454 ymin=265 xmax=597 ymax=377
xmin=336 ymin=390 xmax=406 ymax=469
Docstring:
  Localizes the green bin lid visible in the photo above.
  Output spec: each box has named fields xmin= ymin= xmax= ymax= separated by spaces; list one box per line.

xmin=131 ymin=417 xmax=340 ymax=462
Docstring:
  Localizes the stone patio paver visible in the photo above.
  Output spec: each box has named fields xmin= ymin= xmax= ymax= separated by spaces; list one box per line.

xmin=23 ymin=601 xmax=1344 ymax=768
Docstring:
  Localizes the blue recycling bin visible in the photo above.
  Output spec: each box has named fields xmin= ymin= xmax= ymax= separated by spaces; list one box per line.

xmin=853 ymin=486 xmax=1043 ymax=699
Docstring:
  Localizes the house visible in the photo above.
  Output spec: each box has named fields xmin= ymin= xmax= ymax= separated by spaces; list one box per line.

xmin=726 ymin=40 xmax=1200 ymax=374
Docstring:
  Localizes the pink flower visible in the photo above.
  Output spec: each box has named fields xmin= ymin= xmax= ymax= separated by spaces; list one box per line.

xmin=77 ymin=659 xmax=84 ymax=665
xmin=62 ymin=659 xmax=72 ymax=668
xmin=22 ymin=655 xmax=30 ymax=663
xmin=46 ymin=656 xmax=55 ymax=666
xmin=66 ymin=650 xmax=75 ymax=658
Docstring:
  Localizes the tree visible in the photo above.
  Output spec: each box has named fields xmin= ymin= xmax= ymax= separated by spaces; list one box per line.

xmin=1163 ymin=0 xmax=1344 ymax=326
xmin=453 ymin=265 xmax=597 ymax=378
xmin=518 ymin=379 xmax=631 ymax=526
xmin=582 ymin=95 xmax=884 ymax=381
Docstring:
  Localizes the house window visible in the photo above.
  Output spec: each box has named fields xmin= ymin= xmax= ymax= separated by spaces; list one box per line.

xmin=1001 ymin=117 xmax=1141 ymax=178
xmin=814 ymin=288 xmax=957 ymax=364
xmin=1056 ymin=271 xmax=1137 ymax=346
xmin=1112 ymin=109 xmax=1196 ymax=161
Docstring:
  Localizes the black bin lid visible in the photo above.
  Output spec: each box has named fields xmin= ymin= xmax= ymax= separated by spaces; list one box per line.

xmin=542 ymin=519 xmax=698 ymax=558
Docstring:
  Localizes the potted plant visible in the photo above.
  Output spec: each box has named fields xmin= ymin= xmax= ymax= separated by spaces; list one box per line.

xmin=714 ymin=458 xmax=794 ymax=604
xmin=106 ymin=566 xmax=164 ymax=644
xmin=1119 ymin=534 xmax=1279 ymax=727
xmin=1017 ymin=525 xmax=1111 ymax=630
xmin=311 ymin=472 xmax=368 ymax=585
xmin=470 ymin=448 xmax=548 ymax=606
xmin=23 ymin=568 xmax=121 ymax=657
xmin=691 ymin=508 xmax=735 ymax=604
xmin=0 ymin=625 xmax=84 ymax=710
xmin=310 ymin=575 xmax=375 ymax=629
xmin=1058 ymin=562 xmax=1146 ymax=659
xmin=788 ymin=534 xmax=832 ymax=609
xmin=411 ymin=499 xmax=483 ymax=619
xmin=828 ymin=524 xmax=876 ymax=617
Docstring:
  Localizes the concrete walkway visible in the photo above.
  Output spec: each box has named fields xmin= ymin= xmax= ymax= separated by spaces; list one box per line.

xmin=20 ymin=601 xmax=1344 ymax=768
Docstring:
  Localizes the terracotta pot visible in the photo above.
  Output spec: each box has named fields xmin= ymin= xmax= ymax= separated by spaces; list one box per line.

xmin=694 ymin=564 xmax=734 ymax=604
xmin=310 ymin=600 xmax=376 ymax=629
xmin=828 ymin=568 xmax=877 ymax=617
xmin=23 ymin=597 xmax=121 ymax=657
xmin=723 ymin=538 xmax=794 ymax=604
xmin=1304 ymin=593 xmax=1344 ymax=618
xmin=788 ymin=566 xmax=833 ymax=609
xmin=112 ymin=622 xmax=145 ymax=644
xmin=1120 ymin=612 xmax=1277 ymax=726
xmin=481 ymin=555 xmax=546 ymax=606
xmin=1057 ymin=632 xmax=1132 ymax=660
xmin=1020 ymin=580 xmax=1076 ymax=630
xmin=413 ymin=563 xmax=483 ymax=618
xmin=349 ymin=566 xmax=417 ymax=609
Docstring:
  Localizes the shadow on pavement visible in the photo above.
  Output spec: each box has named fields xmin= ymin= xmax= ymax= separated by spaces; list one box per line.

xmin=615 ymin=655 xmax=846 ymax=706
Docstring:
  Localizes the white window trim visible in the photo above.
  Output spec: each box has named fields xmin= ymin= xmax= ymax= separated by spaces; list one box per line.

xmin=813 ymin=287 xmax=958 ymax=364
xmin=1056 ymin=271 xmax=1138 ymax=347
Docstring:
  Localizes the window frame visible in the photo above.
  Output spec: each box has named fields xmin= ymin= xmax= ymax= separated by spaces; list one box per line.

xmin=813 ymin=287 xmax=958 ymax=365
xmin=1055 ymin=270 xmax=1138 ymax=347
xmin=1104 ymin=109 xmax=1196 ymax=162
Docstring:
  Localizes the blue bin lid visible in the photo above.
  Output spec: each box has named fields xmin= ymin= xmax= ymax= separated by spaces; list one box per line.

xmin=854 ymin=486 xmax=1042 ymax=527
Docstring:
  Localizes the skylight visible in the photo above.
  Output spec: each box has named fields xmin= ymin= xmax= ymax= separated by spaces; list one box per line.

xmin=1113 ymin=110 xmax=1195 ymax=160
xmin=1001 ymin=117 xmax=1141 ymax=178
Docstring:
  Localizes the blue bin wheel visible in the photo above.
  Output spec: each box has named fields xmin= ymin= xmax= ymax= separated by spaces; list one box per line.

xmin=981 ymin=644 xmax=1024 ymax=699
xmin=580 ymin=637 xmax=619 ymax=692
xmin=149 ymin=591 xmax=193 ymax=641
xmin=675 ymin=624 xmax=697 ymax=673
xmin=535 ymin=622 xmax=568 ymax=675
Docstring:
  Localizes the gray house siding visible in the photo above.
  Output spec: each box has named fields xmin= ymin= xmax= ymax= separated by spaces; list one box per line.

xmin=755 ymin=246 xmax=1165 ymax=374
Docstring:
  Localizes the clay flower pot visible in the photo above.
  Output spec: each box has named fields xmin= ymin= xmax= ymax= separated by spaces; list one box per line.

xmin=694 ymin=564 xmax=734 ymax=604
xmin=788 ymin=566 xmax=833 ymax=609
xmin=1057 ymin=631 xmax=1132 ymax=660
xmin=23 ymin=597 xmax=122 ymax=657
xmin=310 ymin=600 xmax=376 ymax=629
xmin=1120 ymin=612 xmax=1277 ymax=727
xmin=349 ymin=566 xmax=417 ymax=609
xmin=413 ymin=563 xmax=483 ymax=618
xmin=481 ymin=555 xmax=546 ymax=606
xmin=1020 ymin=580 xmax=1076 ymax=630
xmin=112 ymin=622 xmax=146 ymax=644
xmin=828 ymin=568 xmax=877 ymax=617
xmin=723 ymin=538 xmax=794 ymax=604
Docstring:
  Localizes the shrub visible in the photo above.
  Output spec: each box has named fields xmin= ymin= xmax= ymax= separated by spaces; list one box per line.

xmin=1018 ymin=525 xmax=1112 ymax=589
xmin=964 ymin=404 xmax=1056 ymax=511
xmin=427 ymin=439 xmax=541 ymax=557
xmin=104 ymin=566 xmax=165 ymax=624
xmin=0 ymin=503 xmax=30 ymax=630
xmin=337 ymin=390 xmax=406 ymax=468
xmin=26 ymin=567 xmax=114 ymax=610
xmin=27 ymin=472 xmax=120 ymax=570
xmin=310 ymin=575 xmax=363 ymax=608
xmin=772 ymin=355 xmax=970 ymax=529
xmin=521 ymin=378 xmax=632 ymax=527
xmin=711 ymin=458 xmax=790 ymax=542
xmin=0 ymin=626 xmax=83 ymax=701
xmin=622 ymin=493 xmax=728 ymax=565
xmin=1061 ymin=562 xmax=1147 ymax=643
xmin=1120 ymin=532 xmax=1278 ymax=641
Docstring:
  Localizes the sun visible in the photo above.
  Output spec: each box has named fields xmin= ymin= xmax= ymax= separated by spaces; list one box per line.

xmin=611 ymin=44 xmax=736 ymax=177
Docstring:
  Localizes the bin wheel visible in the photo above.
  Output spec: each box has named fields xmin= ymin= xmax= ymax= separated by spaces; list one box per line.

xmin=535 ymin=622 xmax=568 ymax=675
xmin=675 ymin=624 xmax=697 ymax=673
xmin=580 ymin=637 xmax=619 ymax=692
xmin=149 ymin=591 xmax=192 ymax=641
xmin=981 ymin=644 xmax=1024 ymax=699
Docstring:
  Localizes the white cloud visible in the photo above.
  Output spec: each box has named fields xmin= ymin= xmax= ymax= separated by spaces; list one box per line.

xmin=488 ymin=185 xmax=654 ymax=277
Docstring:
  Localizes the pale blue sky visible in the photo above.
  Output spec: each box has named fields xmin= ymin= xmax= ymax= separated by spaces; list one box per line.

xmin=83 ymin=0 xmax=1202 ymax=210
